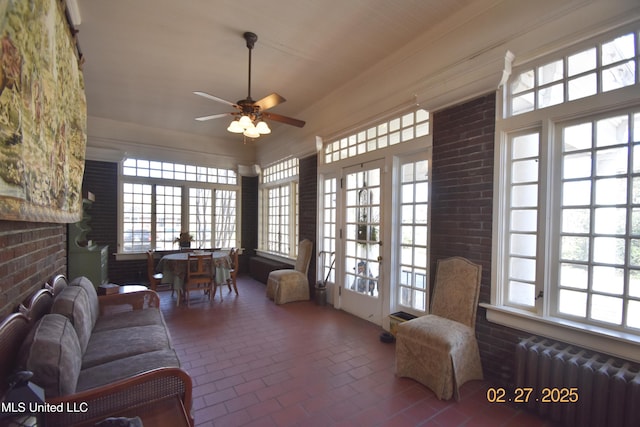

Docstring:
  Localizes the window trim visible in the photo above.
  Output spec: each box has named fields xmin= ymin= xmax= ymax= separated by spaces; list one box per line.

xmin=258 ymin=158 xmax=299 ymax=260
xmin=116 ymin=160 xmax=240 ymax=259
xmin=488 ymin=25 xmax=640 ymax=362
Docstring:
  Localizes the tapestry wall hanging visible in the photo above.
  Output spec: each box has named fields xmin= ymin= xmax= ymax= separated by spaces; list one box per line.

xmin=0 ymin=0 xmax=87 ymax=223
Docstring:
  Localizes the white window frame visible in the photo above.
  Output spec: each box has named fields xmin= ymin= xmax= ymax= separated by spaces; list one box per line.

xmin=117 ymin=159 xmax=239 ymax=257
xmin=486 ymin=24 xmax=640 ymax=363
xmin=395 ymin=153 xmax=431 ymax=316
xmin=258 ymin=158 xmax=299 ymax=260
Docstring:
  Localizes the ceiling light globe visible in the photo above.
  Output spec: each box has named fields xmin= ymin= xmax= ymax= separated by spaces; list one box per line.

xmin=243 ymin=126 xmax=260 ymax=138
xmin=238 ymin=115 xmax=253 ymax=128
xmin=255 ymin=121 xmax=271 ymax=134
xmin=227 ymin=120 xmax=244 ymax=133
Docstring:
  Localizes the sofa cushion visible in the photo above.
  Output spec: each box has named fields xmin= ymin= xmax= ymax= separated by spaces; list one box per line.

xmin=69 ymin=276 xmax=100 ymax=326
xmin=51 ymin=286 xmax=94 ymax=353
xmin=18 ymin=314 xmax=82 ymax=398
xmin=81 ymin=325 xmax=172 ymax=369
xmin=92 ymin=307 xmax=165 ymax=333
xmin=76 ymin=348 xmax=181 ymax=392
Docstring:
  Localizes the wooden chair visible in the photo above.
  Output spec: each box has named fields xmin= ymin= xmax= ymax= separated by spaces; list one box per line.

xmin=228 ymin=248 xmax=239 ymax=295
xmin=182 ymin=253 xmax=214 ymax=307
xmin=146 ymin=250 xmax=169 ymax=294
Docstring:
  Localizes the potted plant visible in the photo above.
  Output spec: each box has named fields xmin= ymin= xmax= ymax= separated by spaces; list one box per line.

xmin=174 ymin=232 xmax=193 ymax=249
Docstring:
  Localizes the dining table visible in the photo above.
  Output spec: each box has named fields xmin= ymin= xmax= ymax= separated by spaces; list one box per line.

xmin=157 ymin=250 xmax=232 ymax=294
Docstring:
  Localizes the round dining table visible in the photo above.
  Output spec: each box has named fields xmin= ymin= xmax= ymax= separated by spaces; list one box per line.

xmin=157 ymin=250 xmax=232 ymax=292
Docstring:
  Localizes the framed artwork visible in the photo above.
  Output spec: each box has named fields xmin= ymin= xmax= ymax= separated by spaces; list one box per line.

xmin=0 ymin=0 xmax=87 ymax=223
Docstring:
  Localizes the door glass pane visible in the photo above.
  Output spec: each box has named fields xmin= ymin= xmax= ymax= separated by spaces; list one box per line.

xmin=345 ymin=167 xmax=381 ymax=297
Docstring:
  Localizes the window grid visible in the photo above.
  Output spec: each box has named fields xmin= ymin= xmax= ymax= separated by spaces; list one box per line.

xmin=215 ymin=190 xmax=237 ymax=249
xmin=267 ymin=186 xmax=290 ymax=255
xmin=122 ymin=183 xmax=153 ymax=252
xmin=508 ymin=30 xmax=639 ymax=116
xmin=262 ymin=157 xmax=298 ymax=184
xmin=324 ymin=109 xmax=429 ymax=164
xmin=260 ymin=158 xmax=299 ymax=258
xmin=321 ymin=178 xmax=337 ymax=284
xmin=505 ymin=132 xmax=540 ymax=309
xmin=121 ymin=159 xmax=239 ymax=253
xmin=557 ymin=112 xmax=640 ymax=330
xmin=397 ymin=159 xmax=430 ymax=312
xmin=123 ymin=158 xmax=237 ymax=185
xmin=189 ymin=188 xmax=212 ymax=249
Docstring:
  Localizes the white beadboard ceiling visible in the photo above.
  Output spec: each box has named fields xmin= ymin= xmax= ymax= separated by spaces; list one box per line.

xmin=76 ymin=0 xmax=480 ymax=146
xmin=75 ymin=0 xmax=639 ymax=162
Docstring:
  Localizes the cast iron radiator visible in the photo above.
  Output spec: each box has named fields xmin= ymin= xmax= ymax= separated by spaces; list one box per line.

xmin=515 ymin=336 xmax=640 ymax=427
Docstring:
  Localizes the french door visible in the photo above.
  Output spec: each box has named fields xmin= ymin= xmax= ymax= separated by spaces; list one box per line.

xmin=339 ymin=160 xmax=384 ymax=323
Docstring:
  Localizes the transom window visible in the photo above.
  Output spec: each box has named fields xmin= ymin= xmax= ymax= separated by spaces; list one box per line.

xmin=120 ymin=158 xmax=238 ymax=253
xmin=324 ymin=109 xmax=429 ymax=164
xmin=508 ymin=30 xmax=639 ymax=116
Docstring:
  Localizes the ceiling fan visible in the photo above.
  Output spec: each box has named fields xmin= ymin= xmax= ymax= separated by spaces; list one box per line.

xmin=194 ymin=31 xmax=305 ymax=138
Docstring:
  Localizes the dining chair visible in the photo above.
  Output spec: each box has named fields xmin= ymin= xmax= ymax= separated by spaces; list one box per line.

xmin=228 ymin=248 xmax=239 ymax=295
xmin=182 ymin=253 xmax=214 ymax=307
xmin=395 ymin=256 xmax=483 ymax=400
xmin=146 ymin=249 xmax=166 ymax=293
xmin=266 ymin=239 xmax=313 ymax=304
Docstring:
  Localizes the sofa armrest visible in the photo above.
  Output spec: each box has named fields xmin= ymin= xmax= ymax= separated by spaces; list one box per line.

xmin=45 ymin=367 xmax=193 ymax=427
xmin=98 ymin=290 xmax=160 ymax=315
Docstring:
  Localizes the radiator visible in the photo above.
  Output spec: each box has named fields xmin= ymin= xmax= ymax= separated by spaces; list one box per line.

xmin=515 ymin=336 xmax=640 ymax=427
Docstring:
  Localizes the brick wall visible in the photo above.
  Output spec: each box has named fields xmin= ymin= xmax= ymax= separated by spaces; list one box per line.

xmin=431 ymin=93 xmax=531 ymax=386
xmin=81 ymin=160 xmax=143 ymax=284
xmin=0 ymin=221 xmax=66 ymax=318
xmin=241 ymin=175 xmax=259 ymax=273
xmin=299 ymin=154 xmax=317 ymax=291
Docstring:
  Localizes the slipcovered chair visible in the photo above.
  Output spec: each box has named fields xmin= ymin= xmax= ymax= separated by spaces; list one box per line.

xmin=395 ymin=256 xmax=483 ymax=401
xmin=266 ymin=239 xmax=313 ymax=304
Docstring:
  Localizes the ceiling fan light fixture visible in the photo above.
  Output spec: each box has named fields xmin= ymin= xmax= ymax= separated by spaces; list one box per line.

xmin=238 ymin=115 xmax=253 ymax=128
xmin=243 ymin=126 xmax=260 ymax=138
xmin=255 ymin=121 xmax=271 ymax=134
xmin=227 ymin=120 xmax=244 ymax=133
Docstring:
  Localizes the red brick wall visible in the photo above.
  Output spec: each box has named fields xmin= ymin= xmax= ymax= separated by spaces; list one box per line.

xmin=0 ymin=221 xmax=66 ymax=318
xmin=431 ymin=93 xmax=523 ymax=386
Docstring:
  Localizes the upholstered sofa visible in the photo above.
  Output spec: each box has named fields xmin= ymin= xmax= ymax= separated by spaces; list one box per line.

xmin=1 ymin=275 xmax=192 ymax=426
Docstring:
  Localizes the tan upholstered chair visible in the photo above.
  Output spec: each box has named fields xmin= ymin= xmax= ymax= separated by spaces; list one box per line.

xmin=395 ymin=256 xmax=483 ymax=400
xmin=266 ymin=239 xmax=313 ymax=304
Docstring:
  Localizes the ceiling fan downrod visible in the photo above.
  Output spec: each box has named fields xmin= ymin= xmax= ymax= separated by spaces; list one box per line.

xmin=244 ymin=32 xmax=258 ymax=102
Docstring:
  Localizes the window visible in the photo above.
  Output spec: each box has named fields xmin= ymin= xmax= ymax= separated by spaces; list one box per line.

xmin=396 ymin=157 xmax=430 ymax=312
xmin=260 ymin=158 xmax=298 ymax=258
xmin=508 ymin=31 xmax=638 ymax=116
xmin=120 ymin=158 xmax=238 ymax=253
xmin=324 ymin=109 xmax=429 ymax=163
xmin=319 ymin=177 xmax=338 ymax=284
xmin=492 ymin=26 xmax=640 ymax=357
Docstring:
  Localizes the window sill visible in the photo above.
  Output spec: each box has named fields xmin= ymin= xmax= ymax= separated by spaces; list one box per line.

xmin=254 ymin=250 xmax=295 ymax=266
xmin=480 ymin=303 xmax=640 ymax=363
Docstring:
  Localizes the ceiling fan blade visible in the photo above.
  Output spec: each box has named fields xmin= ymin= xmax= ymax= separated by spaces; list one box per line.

xmin=195 ymin=112 xmax=233 ymax=121
xmin=254 ymin=93 xmax=286 ymax=111
xmin=263 ymin=112 xmax=305 ymax=128
xmin=193 ymin=91 xmax=237 ymax=108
